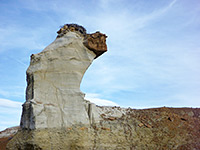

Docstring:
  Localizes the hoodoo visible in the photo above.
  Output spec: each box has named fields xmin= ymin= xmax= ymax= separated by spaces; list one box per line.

xmin=20 ymin=24 xmax=107 ymax=130
xmin=7 ymin=24 xmax=109 ymax=149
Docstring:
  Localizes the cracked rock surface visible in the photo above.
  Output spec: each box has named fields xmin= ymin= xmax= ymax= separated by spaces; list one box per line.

xmin=20 ymin=29 xmax=104 ymax=129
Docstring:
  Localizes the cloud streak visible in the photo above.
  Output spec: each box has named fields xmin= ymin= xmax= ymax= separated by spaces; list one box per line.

xmin=85 ymin=93 xmax=119 ymax=106
xmin=0 ymin=98 xmax=22 ymax=108
xmin=0 ymin=98 xmax=22 ymax=131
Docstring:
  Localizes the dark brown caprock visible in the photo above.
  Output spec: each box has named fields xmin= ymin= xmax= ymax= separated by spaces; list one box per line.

xmin=83 ymin=31 xmax=107 ymax=58
xmin=57 ymin=24 xmax=108 ymax=58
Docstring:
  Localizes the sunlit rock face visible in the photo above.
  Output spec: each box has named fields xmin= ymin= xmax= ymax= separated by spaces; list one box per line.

xmin=20 ymin=24 xmax=107 ymax=129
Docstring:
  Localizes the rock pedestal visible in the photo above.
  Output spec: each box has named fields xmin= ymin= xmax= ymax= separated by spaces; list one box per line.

xmin=7 ymin=24 xmax=108 ymax=149
xmin=20 ymin=24 xmax=107 ymax=130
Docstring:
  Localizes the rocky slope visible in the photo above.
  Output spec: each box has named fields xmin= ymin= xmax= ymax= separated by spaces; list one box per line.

xmin=0 ymin=126 xmax=19 ymax=150
xmin=4 ymin=24 xmax=200 ymax=149
xmin=2 ymin=107 xmax=200 ymax=149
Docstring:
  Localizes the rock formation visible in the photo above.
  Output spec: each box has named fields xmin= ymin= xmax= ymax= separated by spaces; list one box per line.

xmin=20 ymin=24 xmax=107 ymax=130
xmin=6 ymin=24 xmax=200 ymax=150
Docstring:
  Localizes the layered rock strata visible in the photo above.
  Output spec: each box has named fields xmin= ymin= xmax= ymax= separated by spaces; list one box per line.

xmin=20 ymin=24 xmax=107 ymax=130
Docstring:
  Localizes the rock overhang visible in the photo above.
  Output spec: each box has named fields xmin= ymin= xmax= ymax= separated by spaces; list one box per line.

xmin=57 ymin=23 xmax=108 ymax=58
xmin=19 ymin=24 xmax=105 ymax=130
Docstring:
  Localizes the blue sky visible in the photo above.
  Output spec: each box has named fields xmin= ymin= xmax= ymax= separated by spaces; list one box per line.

xmin=0 ymin=0 xmax=200 ymax=130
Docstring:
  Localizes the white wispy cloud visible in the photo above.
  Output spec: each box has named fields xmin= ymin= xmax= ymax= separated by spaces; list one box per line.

xmin=85 ymin=93 xmax=119 ymax=106
xmin=130 ymin=0 xmax=177 ymax=30
xmin=0 ymin=98 xmax=22 ymax=131
xmin=0 ymin=87 xmax=25 ymax=99
xmin=0 ymin=90 xmax=9 ymax=98
xmin=0 ymin=98 xmax=22 ymax=108
xmin=0 ymin=25 xmax=47 ymax=53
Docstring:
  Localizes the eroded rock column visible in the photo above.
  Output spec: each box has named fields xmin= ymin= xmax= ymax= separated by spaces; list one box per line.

xmin=20 ymin=24 xmax=107 ymax=129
